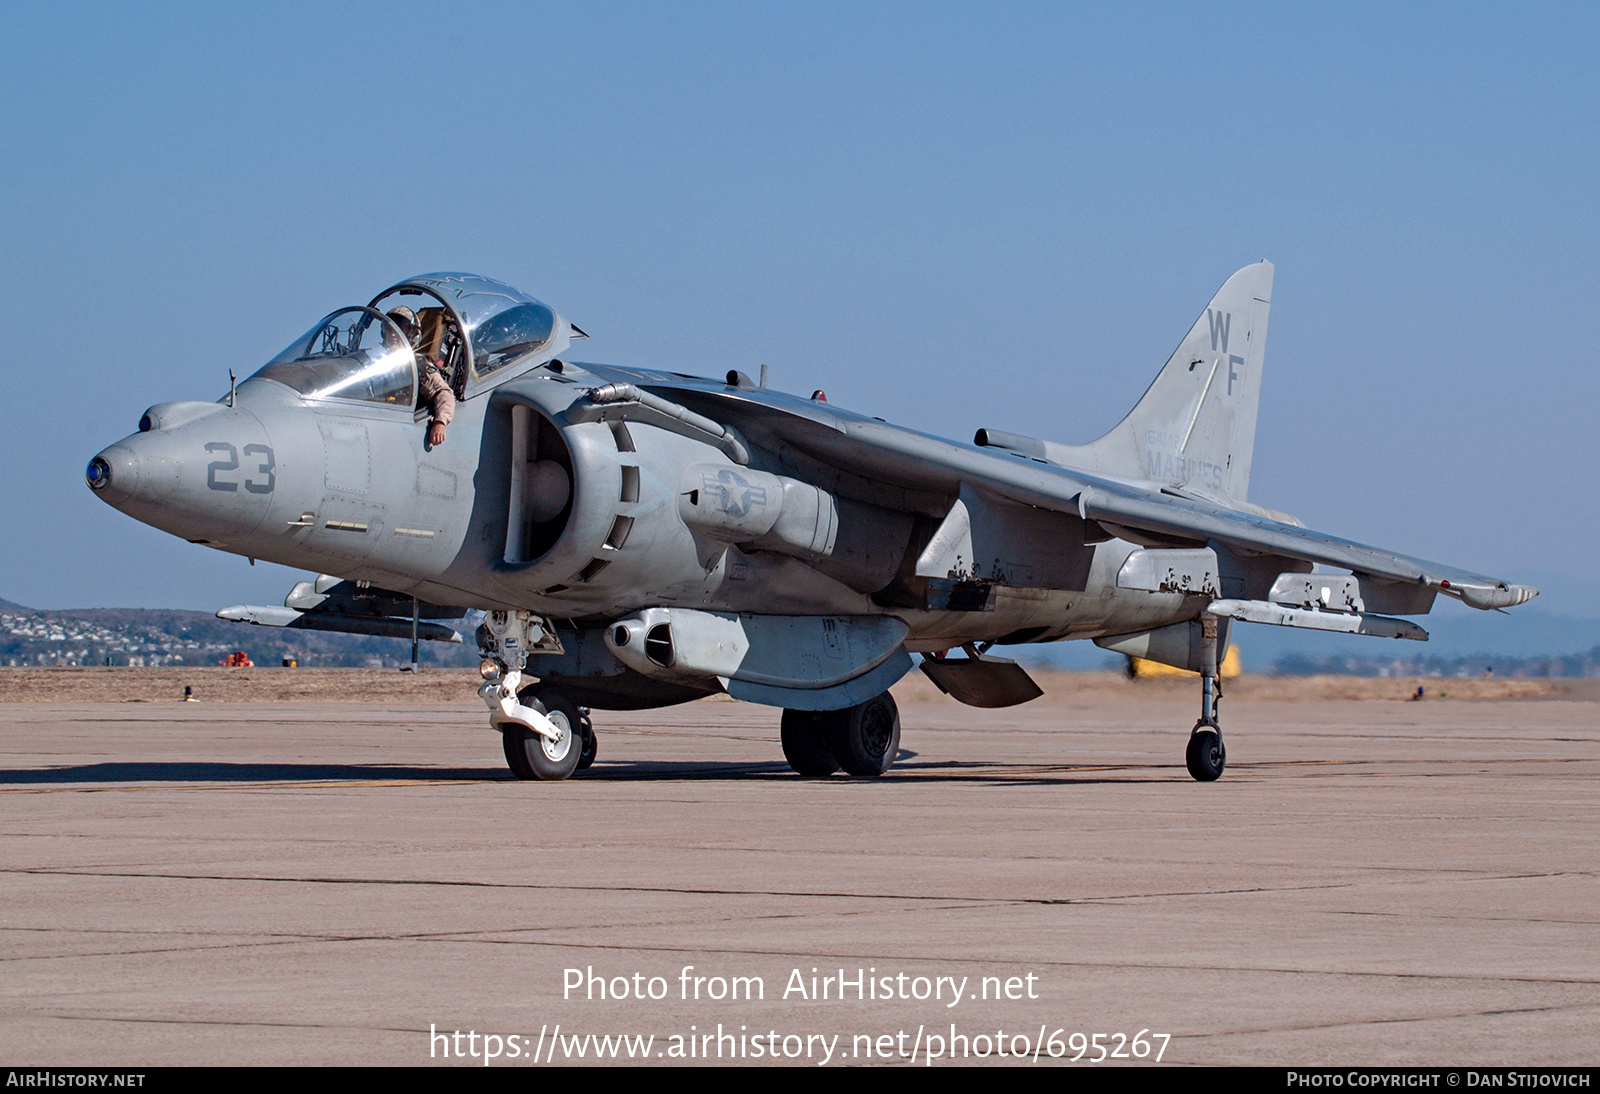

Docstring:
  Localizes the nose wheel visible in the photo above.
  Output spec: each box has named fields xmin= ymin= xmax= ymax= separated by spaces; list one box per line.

xmin=502 ymin=684 xmax=596 ymax=781
xmin=501 ymin=692 xmax=580 ymax=781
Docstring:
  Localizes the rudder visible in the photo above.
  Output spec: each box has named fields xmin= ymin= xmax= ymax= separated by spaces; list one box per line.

xmin=1068 ymin=261 xmax=1273 ymax=502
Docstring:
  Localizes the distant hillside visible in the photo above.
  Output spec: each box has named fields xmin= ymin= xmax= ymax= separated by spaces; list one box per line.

xmin=4 ymin=599 xmax=1595 ymax=677
xmin=0 ymin=602 xmax=477 ymax=669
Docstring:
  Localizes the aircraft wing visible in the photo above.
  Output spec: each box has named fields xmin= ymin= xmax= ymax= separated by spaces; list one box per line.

xmin=583 ymin=368 xmax=1538 ymax=612
xmin=1071 ymin=485 xmax=1536 ymax=610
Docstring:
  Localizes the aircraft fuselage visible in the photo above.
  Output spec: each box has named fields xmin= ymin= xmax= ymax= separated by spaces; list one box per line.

xmin=90 ymin=361 xmax=1201 ymax=654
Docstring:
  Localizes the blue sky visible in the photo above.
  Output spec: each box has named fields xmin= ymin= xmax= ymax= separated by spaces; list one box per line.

xmin=2 ymin=3 xmax=1596 ymax=653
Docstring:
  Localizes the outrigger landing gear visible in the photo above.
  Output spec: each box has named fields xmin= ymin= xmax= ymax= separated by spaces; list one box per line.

xmin=1186 ymin=614 xmax=1227 ymax=782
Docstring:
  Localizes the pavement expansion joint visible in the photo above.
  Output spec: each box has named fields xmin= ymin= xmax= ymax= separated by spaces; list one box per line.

xmin=1193 ymin=1000 xmax=1600 ymax=1042
xmin=4 ymin=866 xmax=1395 ymax=910
xmin=36 ymin=1012 xmax=428 ymax=1035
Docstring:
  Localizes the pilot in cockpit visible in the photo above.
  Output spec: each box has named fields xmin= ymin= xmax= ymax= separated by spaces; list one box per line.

xmin=387 ymin=306 xmax=455 ymax=448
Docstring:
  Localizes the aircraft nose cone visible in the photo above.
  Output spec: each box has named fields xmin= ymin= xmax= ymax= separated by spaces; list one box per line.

xmin=84 ymin=456 xmax=112 ymax=491
xmin=87 ymin=411 xmax=279 ymax=545
xmin=85 ymin=443 xmax=141 ymax=507
xmin=84 ymin=431 xmax=189 ymax=523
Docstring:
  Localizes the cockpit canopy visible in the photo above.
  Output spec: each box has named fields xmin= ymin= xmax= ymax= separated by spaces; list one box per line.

xmin=472 ymin=301 xmax=556 ymax=375
xmin=370 ymin=273 xmax=572 ymax=394
xmin=252 ymin=307 xmax=416 ymax=407
xmin=248 ymin=273 xmax=573 ymax=406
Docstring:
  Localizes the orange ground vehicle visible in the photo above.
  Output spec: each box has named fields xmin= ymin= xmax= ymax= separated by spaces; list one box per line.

xmin=218 ymin=651 xmax=254 ymax=668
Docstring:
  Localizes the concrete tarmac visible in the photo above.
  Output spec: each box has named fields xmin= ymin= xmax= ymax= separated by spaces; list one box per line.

xmin=1 ymin=679 xmax=1596 ymax=1066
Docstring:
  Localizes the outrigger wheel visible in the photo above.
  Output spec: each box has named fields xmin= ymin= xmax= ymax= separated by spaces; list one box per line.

xmin=1186 ymin=724 xmax=1225 ymax=782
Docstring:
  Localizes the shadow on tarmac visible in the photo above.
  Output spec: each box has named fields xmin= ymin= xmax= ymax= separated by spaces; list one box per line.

xmin=0 ymin=750 xmax=1177 ymax=787
xmin=0 ymin=762 xmax=505 ymax=784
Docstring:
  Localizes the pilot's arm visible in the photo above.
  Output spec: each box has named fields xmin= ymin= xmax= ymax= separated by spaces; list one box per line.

xmin=418 ymin=361 xmax=455 ymax=447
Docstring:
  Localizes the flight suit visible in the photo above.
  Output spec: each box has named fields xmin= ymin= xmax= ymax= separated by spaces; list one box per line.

xmin=418 ymin=360 xmax=455 ymax=430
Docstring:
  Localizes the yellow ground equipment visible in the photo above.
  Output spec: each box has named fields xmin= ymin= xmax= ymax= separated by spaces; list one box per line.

xmin=1128 ymin=646 xmax=1242 ymax=679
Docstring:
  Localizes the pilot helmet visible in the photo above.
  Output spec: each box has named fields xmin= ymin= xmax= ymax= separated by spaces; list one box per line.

xmin=386 ymin=306 xmax=420 ymax=344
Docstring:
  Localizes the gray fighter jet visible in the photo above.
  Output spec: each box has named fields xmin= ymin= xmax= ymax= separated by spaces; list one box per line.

xmin=86 ymin=265 xmax=1537 ymax=782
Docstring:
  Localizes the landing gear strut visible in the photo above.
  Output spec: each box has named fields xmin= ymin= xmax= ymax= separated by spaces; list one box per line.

xmin=1186 ymin=614 xmax=1226 ymax=782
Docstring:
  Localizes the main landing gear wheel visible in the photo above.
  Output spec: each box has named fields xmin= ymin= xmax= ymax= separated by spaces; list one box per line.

xmin=780 ymin=709 xmax=839 ymax=776
xmin=503 ymin=686 xmax=583 ymax=781
xmin=576 ymin=707 xmax=597 ymax=770
xmin=781 ymin=692 xmax=902 ymax=777
xmin=1186 ymin=725 xmax=1225 ymax=782
xmin=831 ymin=692 xmax=900 ymax=776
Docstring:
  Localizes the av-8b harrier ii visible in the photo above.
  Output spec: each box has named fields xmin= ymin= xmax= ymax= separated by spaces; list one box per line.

xmin=86 ymin=265 xmax=1537 ymax=782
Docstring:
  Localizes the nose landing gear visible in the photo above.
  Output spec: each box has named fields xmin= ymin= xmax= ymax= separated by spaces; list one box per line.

xmin=501 ymin=692 xmax=580 ymax=781
xmin=499 ymin=683 xmax=594 ymax=780
xmin=477 ymin=611 xmax=596 ymax=780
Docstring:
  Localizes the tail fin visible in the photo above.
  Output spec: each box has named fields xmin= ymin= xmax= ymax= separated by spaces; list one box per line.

xmin=1061 ymin=261 xmax=1273 ymax=502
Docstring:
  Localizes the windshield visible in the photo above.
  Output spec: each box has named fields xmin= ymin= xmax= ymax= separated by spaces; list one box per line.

xmin=251 ymin=307 xmax=416 ymax=407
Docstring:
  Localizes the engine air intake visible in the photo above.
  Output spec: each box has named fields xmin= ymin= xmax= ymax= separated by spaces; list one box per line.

xmin=644 ymin=623 xmax=675 ymax=668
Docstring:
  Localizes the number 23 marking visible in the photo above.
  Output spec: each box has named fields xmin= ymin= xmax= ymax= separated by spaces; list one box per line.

xmin=205 ymin=442 xmax=275 ymax=494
